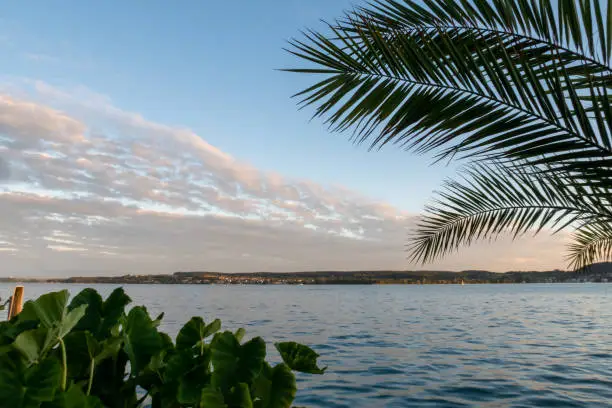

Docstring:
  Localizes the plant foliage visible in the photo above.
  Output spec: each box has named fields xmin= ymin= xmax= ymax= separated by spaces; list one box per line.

xmin=286 ymin=0 xmax=612 ymax=270
xmin=0 ymin=289 xmax=325 ymax=408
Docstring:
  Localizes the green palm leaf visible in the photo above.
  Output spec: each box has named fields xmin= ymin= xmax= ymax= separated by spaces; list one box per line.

xmin=286 ymin=8 xmax=612 ymax=179
xmin=286 ymin=0 xmax=612 ymax=270
xmin=409 ymin=163 xmax=612 ymax=269
xmin=567 ymin=222 xmax=612 ymax=270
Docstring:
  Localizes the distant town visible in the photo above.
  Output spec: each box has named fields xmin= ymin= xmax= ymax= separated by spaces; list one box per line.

xmin=2 ymin=263 xmax=611 ymax=285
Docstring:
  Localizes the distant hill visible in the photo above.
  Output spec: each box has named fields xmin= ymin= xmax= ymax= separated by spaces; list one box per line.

xmin=3 ymin=263 xmax=611 ymax=285
xmin=576 ymin=262 xmax=612 ymax=275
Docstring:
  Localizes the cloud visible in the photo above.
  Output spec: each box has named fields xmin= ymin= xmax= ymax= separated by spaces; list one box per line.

xmin=0 ymin=81 xmax=569 ymax=276
xmin=0 ymin=95 xmax=85 ymax=149
xmin=0 ymin=156 xmax=9 ymax=180
xmin=22 ymin=53 xmax=60 ymax=64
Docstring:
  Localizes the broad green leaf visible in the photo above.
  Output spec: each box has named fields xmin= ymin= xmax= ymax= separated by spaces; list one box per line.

xmin=267 ymin=364 xmax=297 ymax=408
xmin=42 ymin=384 xmax=104 ymax=408
xmin=149 ymin=384 xmax=179 ymax=408
xmin=19 ymin=291 xmax=70 ymax=328
xmin=0 ymin=287 xmax=324 ymax=408
xmin=68 ymin=288 xmax=103 ymax=334
xmin=275 ymin=342 xmax=326 ymax=374
xmin=94 ymin=337 xmax=123 ymax=364
xmin=14 ymin=328 xmax=50 ymax=365
xmin=0 ymin=355 xmax=62 ymax=407
xmin=239 ymin=337 xmax=267 ymax=382
xmin=90 ymin=352 xmax=135 ymax=408
xmin=152 ymin=312 xmax=165 ymax=328
xmin=99 ymin=288 xmax=131 ymax=338
xmin=57 ymin=305 xmax=87 ymax=339
xmin=159 ymin=332 xmax=174 ymax=351
xmin=64 ymin=331 xmax=101 ymax=378
xmin=164 ymin=349 xmax=195 ymax=380
xmin=177 ymin=317 xmax=221 ymax=350
xmin=0 ymin=319 xmax=38 ymax=346
xmin=231 ymin=383 xmax=253 ymax=408
xmin=200 ymin=386 xmax=227 ymax=408
xmin=177 ymin=363 xmax=211 ymax=405
xmin=211 ymin=332 xmax=266 ymax=392
xmin=122 ymin=306 xmax=162 ymax=375
xmin=17 ymin=291 xmax=87 ymax=347
xmin=15 ymin=308 xmax=88 ymax=368
xmin=178 ymin=376 xmax=201 ymax=405
xmin=251 ymin=363 xmax=272 ymax=407
xmin=210 ymin=331 xmax=241 ymax=392
xmin=206 ymin=319 xmax=222 ymax=338
xmin=0 ymin=354 xmax=23 ymax=402
xmin=234 ymin=328 xmax=246 ymax=343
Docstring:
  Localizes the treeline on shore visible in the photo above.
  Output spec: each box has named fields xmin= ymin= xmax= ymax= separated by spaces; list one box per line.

xmin=3 ymin=263 xmax=611 ymax=285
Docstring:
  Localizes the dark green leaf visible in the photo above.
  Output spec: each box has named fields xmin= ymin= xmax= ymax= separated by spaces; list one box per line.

xmin=68 ymin=288 xmax=103 ymax=334
xmin=122 ymin=306 xmax=162 ymax=375
xmin=99 ymin=288 xmax=131 ymax=338
xmin=275 ymin=342 xmax=326 ymax=374
xmin=42 ymin=384 xmax=104 ymax=408
xmin=57 ymin=305 xmax=87 ymax=339
xmin=0 ymin=355 xmax=62 ymax=407
xmin=164 ymin=349 xmax=195 ymax=381
xmin=231 ymin=383 xmax=253 ymax=408
xmin=177 ymin=363 xmax=211 ymax=405
xmin=19 ymin=291 xmax=70 ymax=328
xmin=234 ymin=328 xmax=246 ymax=343
xmin=14 ymin=328 xmax=50 ymax=365
xmin=200 ymin=387 xmax=227 ymax=408
xmin=267 ymin=364 xmax=297 ymax=408
xmin=176 ymin=317 xmax=221 ymax=350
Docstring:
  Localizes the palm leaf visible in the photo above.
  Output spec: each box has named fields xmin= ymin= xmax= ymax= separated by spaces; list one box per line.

xmin=409 ymin=163 xmax=612 ymax=269
xmin=285 ymin=0 xmax=612 ymax=270
xmin=358 ymin=0 xmax=610 ymax=66
xmin=286 ymin=5 xmax=612 ymax=183
xmin=567 ymin=221 xmax=612 ymax=270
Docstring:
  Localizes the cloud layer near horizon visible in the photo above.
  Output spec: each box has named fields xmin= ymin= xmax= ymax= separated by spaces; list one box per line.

xmin=0 ymin=80 xmax=568 ymax=276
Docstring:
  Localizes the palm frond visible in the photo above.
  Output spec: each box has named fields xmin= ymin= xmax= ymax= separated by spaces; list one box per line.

xmin=286 ymin=0 xmax=612 ymax=183
xmin=285 ymin=0 xmax=612 ymax=270
xmin=409 ymin=162 xmax=612 ymax=269
xmin=359 ymin=0 xmax=611 ymax=67
xmin=567 ymin=221 xmax=612 ymax=270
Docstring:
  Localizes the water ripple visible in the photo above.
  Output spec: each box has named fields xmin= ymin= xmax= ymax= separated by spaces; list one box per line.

xmin=6 ymin=283 xmax=612 ymax=407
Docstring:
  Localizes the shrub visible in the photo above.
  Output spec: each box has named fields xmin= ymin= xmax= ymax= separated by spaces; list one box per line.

xmin=0 ymin=288 xmax=325 ymax=407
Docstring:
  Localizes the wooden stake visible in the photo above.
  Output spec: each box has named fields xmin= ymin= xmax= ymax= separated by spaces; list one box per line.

xmin=8 ymin=286 xmax=24 ymax=319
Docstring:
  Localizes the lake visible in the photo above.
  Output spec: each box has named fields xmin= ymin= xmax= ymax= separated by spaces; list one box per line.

xmin=2 ymin=283 xmax=612 ymax=407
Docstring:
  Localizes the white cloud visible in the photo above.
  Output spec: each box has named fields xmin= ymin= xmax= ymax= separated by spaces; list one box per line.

xmin=0 ymin=81 xmax=569 ymax=276
xmin=22 ymin=53 xmax=60 ymax=64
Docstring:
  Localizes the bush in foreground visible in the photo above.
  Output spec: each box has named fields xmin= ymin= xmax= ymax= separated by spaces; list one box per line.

xmin=0 ymin=288 xmax=325 ymax=407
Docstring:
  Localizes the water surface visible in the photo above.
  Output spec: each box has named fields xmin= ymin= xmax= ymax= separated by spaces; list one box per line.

xmin=2 ymin=283 xmax=611 ymax=407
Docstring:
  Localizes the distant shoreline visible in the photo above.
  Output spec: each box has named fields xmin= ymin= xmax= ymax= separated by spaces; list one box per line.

xmin=2 ymin=263 xmax=611 ymax=285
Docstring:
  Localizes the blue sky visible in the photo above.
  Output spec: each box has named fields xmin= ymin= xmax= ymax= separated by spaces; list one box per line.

xmin=0 ymin=1 xmax=567 ymax=275
xmin=0 ymin=0 xmax=456 ymax=213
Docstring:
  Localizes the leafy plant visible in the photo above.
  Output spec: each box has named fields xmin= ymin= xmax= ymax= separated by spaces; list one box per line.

xmin=0 ymin=289 xmax=325 ymax=408
xmin=285 ymin=0 xmax=612 ymax=270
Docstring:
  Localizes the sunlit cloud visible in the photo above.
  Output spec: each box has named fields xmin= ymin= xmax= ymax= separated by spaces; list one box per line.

xmin=0 ymin=80 xmax=568 ymax=276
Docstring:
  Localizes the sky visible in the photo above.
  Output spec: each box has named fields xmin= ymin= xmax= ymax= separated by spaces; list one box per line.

xmin=0 ymin=0 xmax=568 ymax=277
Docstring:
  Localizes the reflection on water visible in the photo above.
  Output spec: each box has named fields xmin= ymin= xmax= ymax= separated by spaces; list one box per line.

xmin=2 ymin=283 xmax=612 ymax=407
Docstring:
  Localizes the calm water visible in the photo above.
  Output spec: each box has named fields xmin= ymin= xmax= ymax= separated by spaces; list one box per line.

xmin=2 ymin=283 xmax=612 ymax=407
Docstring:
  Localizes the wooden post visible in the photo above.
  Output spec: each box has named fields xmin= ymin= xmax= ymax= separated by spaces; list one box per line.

xmin=8 ymin=286 xmax=24 ymax=319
